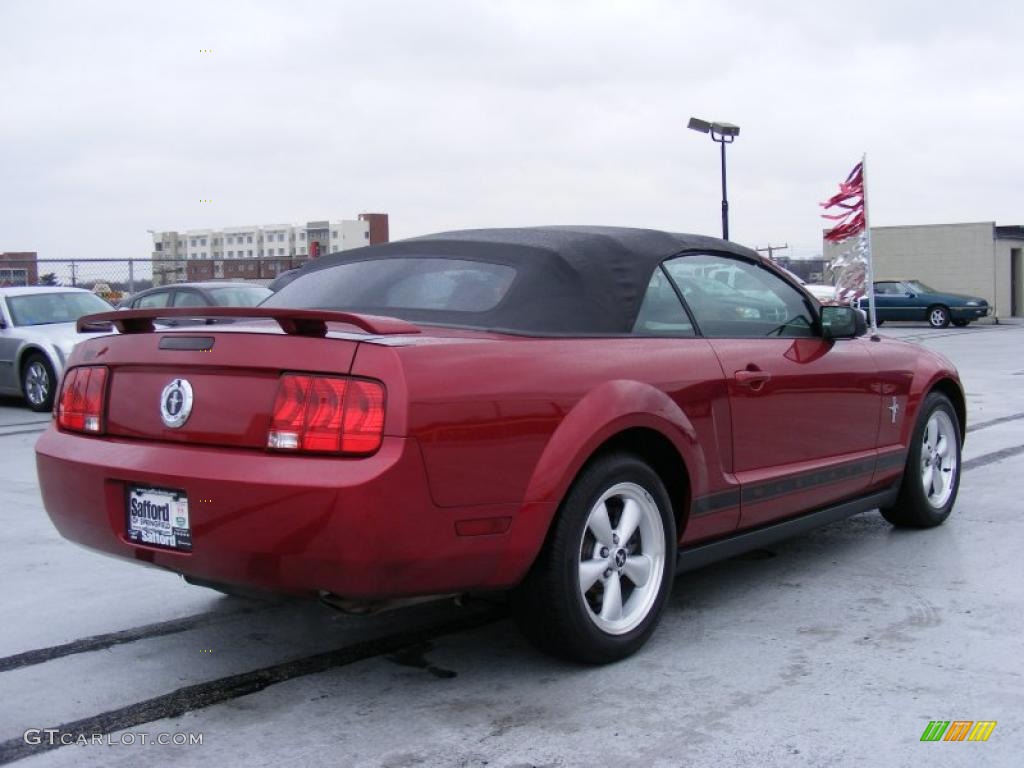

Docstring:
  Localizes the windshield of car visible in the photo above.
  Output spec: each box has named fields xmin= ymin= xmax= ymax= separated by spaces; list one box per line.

xmin=206 ymin=285 xmax=273 ymax=307
xmin=265 ymin=258 xmax=517 ymax=314
xmin=905 ymin=280 xmax=937 ymax=293
xmin=6 ymin=292 xmax=112 ymax=326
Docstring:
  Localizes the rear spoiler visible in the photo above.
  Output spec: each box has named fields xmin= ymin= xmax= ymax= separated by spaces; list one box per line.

xmin=77 ymin=307 xmax=421 ymax=337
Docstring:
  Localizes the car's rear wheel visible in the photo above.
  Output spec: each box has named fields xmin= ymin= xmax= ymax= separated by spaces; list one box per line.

xmin=880 ymin=392 xmax=961 ymax=528
xmin=951 ymin=319 xmax=970 ymax=328
xmin=928 ymin=305 xmax=951 ymax=329
xmin=22 ymin=353 xmax=56 ymax=413
xmin=512 ymin=453 xmax=676 ymax=664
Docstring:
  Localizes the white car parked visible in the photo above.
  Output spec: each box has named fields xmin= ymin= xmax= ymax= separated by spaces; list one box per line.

xmin=778 ymin=267 xmax=836 ymax=303
xmin=699 ymin=262 xmax=836 ymax=304
xmin=0 ymin=287 xmax=114 ymax=411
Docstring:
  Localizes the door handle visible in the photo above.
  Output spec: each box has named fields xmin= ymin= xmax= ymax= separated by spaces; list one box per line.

xmin=734 ymin=369 xmax=772 ymax=389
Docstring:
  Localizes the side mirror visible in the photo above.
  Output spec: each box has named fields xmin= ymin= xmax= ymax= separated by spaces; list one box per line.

xmin=821 ymin=305 xmax=867 ymax=340
xmin=0 ymin=318 xmax=6 ymax=329
xmin=905 ymin=292 xmax=916 ymax=298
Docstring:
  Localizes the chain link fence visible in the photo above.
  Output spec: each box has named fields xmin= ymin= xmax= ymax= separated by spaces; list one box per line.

xmin=0 ymin=257 xmax=308 ymax=303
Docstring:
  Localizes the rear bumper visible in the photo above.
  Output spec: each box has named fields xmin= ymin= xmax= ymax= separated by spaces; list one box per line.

xmin=35 ymin=428 xmax=551 ymax=599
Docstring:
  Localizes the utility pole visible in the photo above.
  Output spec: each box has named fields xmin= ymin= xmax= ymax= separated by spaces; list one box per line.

xmin=756 ymin=243 xmax=789 ymax=262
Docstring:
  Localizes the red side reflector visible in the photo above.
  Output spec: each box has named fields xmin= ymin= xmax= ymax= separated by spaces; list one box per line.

xmin=57 ymin=366 xmax=108 ymax=433
xmin=267 ymin=374 xmax=385 ymax=455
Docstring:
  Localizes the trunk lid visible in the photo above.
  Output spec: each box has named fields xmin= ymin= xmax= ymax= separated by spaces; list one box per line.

xmin=70 ymin=307 xmax=423 ymax=449
xmin=94 ymin=325 xmax=361 ymax=449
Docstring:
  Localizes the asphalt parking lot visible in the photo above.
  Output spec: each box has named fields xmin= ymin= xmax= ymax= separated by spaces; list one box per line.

xmin=1 ymin=322 xmax=1022 ymax=767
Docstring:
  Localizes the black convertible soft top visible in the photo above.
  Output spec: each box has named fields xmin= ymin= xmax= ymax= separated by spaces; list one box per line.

xmin=268 ymin=226 xmax=762 ymax=334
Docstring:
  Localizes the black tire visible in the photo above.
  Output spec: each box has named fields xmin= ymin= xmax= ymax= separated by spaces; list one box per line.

xmin=21 ymin=353 xmax=56 ymax=413
xmin=951 ymin=319 xmax=970 ymax=328
xmin=880 ymin=392 xmax=961 ymax=528
xmin=927 ymin=305 xmax=950 ymax=329
xmin=511 ymin=453 xmax=676 ymax=664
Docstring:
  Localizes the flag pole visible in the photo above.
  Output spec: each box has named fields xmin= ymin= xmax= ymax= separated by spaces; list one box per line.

xmin=860 ymin=152 xmax=879 ymax=338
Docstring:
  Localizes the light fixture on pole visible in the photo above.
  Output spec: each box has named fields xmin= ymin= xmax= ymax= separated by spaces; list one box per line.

xmin=688 ymin=117 xmax=740 ymax=240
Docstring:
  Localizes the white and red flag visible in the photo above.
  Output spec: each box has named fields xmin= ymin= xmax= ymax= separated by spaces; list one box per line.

xmin=822 ymin=162 xmax=865 ymax=243
xmin=821 ymin=156 xmax=877 ymax=330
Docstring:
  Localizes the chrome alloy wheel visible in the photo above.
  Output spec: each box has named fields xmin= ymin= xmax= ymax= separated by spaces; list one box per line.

xmin=929 ymin=308 xmax=948 ymax=328
xmin=24 ymin=361 xmax=51 ymax=407
xmin=578 ymin=482 xmax=666 ymax=635
xmin=921 ymin=410 xmax=957 ymax=508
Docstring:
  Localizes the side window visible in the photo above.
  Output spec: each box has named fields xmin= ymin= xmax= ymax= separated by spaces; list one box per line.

xmin=874 ymin=282 xmax=900 ymax=295
xmin=173 ymin=290 xmax=208 ymax=307
xmin=632 ymin=267 xmax=694 ymax=337
xmin=135 ymin=291 xmax=170 ymax=309
xmin=664 ymin=255 xmax=816 ymax=338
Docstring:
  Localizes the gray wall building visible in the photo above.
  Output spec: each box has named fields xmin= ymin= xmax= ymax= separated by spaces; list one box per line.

xmin=823 ymin=222 xmax=1024 ymax=319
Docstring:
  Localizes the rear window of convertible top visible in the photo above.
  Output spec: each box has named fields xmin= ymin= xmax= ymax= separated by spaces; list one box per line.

xmin=264 ymin=258 xmax=517 ymax=315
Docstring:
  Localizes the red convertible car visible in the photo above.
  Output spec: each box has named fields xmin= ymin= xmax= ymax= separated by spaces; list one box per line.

xmin=36 ymin=227 xmax=964 ymax=663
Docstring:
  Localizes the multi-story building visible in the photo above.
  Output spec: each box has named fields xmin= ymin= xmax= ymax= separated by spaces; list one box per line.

xmin=151 ymin=213 xmax=389 ymax=286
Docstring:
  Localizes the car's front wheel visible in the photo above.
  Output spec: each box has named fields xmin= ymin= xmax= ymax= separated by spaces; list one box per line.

xmin=512 ymin=453 xmax=676 ymax=664
xmin=22 ymin=353 xmax=56 ymax=413
xmin=881 ymin=391 xmax=961 ymax=528
xmin=928 ymin=305 xmax=951 ymax=329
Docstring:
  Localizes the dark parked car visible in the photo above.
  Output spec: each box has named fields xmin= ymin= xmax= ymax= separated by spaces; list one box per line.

xmin=858 ymin=280 xmax=989 ymax=328
xmin=121 ymin=282 xmax=271 ymax=311
xmin=37 ymin=227 xmax=964 ymax=663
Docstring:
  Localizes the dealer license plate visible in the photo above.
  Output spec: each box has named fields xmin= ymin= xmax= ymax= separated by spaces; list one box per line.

xmin=126 ymin=485 xmax=192 ymax=551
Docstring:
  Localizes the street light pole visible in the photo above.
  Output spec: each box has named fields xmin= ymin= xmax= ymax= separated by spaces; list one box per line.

xmin=688 ymin=117 xmax=740 ymax=241
xmin=719 ymin=138 xmax=729 ymax=241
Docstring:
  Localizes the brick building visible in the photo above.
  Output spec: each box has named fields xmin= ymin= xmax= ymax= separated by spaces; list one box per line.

xmin=0 ymin=252 xmax=39 ymax=286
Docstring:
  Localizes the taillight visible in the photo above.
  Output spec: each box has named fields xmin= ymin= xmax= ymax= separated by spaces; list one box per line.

xmin=267 ymin=374 xmax=385 ymax=455
xmin=57 ymin=366 xmax=109 ymax=434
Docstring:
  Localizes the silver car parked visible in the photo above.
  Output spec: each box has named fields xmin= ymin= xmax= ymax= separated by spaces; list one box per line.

xmin=0 ymin=287 xmax=114 ymax=411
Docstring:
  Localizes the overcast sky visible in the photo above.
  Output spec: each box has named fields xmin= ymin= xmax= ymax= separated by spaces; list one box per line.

xmin=2 ymin=0 xmax=1022 ymax=261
